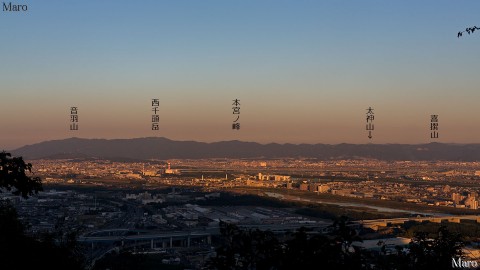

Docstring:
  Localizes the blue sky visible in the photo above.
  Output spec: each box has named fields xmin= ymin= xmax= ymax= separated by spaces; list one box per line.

xmin=2 ymin=1 xmax=480 ymax=149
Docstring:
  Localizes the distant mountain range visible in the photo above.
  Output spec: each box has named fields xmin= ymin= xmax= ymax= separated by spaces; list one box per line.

xmin=8 ymin=137 xmax=480 ymax=161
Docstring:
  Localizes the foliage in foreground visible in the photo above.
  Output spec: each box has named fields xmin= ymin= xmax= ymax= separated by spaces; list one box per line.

xmin=0 ymin=152 xmax=84 ymax=270
xmin=206 ymin=218 xmax=465 ymax=270
xmin=0 ymin=201 xmax=85 ymax=270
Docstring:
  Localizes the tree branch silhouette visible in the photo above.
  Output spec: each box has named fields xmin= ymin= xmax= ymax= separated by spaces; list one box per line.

xmin=0 ymin=151 xmax=43 ymax=198
xmin=457 ymin=26 xmax=480 ymax=38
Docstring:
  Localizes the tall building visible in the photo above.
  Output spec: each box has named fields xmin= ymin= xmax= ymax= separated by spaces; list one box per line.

xmin=472 ymin=200 xmax=479 ymax=210
xmin=452 ymin=193 xmax=464 ymax=205
xmin=299 ymin=183 xmax=309 ymax=191
xmin=318 ymin=185 xmax=330 ymax=193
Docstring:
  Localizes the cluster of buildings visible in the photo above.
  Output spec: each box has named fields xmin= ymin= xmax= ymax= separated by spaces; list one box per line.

xmin=0 ymin=190 xmax=121 ymax=233
xmin=0 ymin=186 xmax=323 ymax=237
xmin=125 ymin=191 xmax=165 ymax=204
xmin=288 ymin=179 xmax=480 ymax=210
xmin=452 ymin=192 xmax=479 ymax=209
xmin=34 ymin=159 xmax=180 ymax=183
xmin=26 ymin=158 xmax=480 ymax=211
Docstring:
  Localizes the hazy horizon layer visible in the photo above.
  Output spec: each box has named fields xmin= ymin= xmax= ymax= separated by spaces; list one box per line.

xmin=2 ymin=1 xmax=480 ymax=149
xmin=8 ymin=136 xmax=480 ymax=163
xmin=6 ymin=136 xmax=480 ymax=152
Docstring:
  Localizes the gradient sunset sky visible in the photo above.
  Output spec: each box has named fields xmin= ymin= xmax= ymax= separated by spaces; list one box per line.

xmin=2 ymin=0 xmax=480 ymax=149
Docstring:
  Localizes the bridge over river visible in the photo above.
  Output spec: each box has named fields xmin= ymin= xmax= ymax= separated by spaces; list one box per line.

xmin=357 ymin=215 xmax=480 ymax=230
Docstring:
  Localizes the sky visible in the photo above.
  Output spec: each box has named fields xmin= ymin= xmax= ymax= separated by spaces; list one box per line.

xmin=2 ymin=0 xmax=480 ymax=149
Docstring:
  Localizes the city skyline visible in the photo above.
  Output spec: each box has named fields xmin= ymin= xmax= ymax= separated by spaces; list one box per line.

xmin=2 ymin=1 xmax=480 ymax=149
